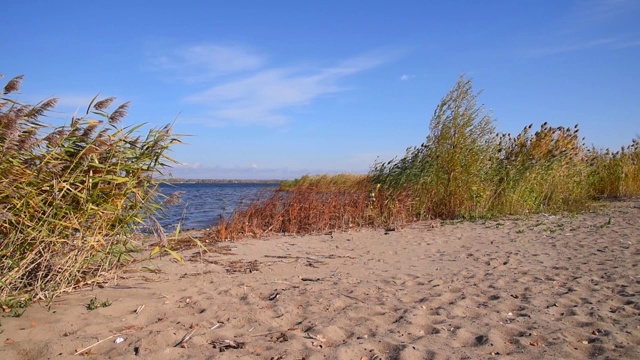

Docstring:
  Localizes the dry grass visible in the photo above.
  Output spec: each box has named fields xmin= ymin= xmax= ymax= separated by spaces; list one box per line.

xmin=211 ymin=179 xmax=371 ymax=240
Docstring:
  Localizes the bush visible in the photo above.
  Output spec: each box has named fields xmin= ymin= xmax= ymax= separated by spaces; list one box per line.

xmin=0 ymin=74 xmax=181 ymax=303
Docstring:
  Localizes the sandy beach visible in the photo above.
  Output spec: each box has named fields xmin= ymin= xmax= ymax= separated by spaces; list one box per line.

xmin=1 ymin=199 xmax=639 ymax=359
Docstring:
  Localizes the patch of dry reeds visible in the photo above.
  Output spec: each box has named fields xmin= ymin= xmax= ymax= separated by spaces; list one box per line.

xmin=212 ymin=177 xmax=373 ymax=240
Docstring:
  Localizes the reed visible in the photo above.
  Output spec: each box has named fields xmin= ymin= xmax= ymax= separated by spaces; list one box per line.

xmin=0 ymin=74 xmax=181 ymax=304
xmin=212 ymin=75 xmax=640 ymax=241
xmin=487 ymin=123 xmax=591 ymax=214
xmin=213 ymin=177 xmax=374 ymax=240
xmin=279 ymin=173 xmax=368 ymax=190
xmin=372 ymin=75 xmax=498 ymax=219
xmin=587 ymin=139 xmax=640 ymax=198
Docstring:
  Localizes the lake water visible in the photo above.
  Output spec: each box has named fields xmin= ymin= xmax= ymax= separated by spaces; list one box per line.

xmin=155 ymin=182 xmax=279 ymax=231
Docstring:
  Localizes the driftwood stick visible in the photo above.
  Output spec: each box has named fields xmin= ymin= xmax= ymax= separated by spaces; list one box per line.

xmin=340 ymin=292 xmax=366 ymax=304
xmin=250 ymin=330 xmax=286 ymax=337
xmin=174 ymin=328 xmax=198 ymax=347
xmin=264 ymin=255 xmax=303 ymax=259
xmin=74 ymin=334 xmax=120 ymax=355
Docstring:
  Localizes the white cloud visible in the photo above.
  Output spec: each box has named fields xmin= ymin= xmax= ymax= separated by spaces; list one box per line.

xmin=162 ymin=46 xmax=397 ymax=126
xmin=523 ymin=38 xmax=617 ymax=57
xmin=150 ymin=44 xmax=265 ymax=82
xmin=187 ymin=68 xmax=339 ymax=107
xmin=400 ymin=74 xmax=415 ymax=81
xmin=517 ymin=0 xmax=639 ymax=58
xmin=168 ymin=163 xmax=304 ymax=180
xmin=184 ymin=68 xmax=342 ymax=126
xmin=615 ymin=39 xmax=640 ymax=48
xmin=176 ymin=162 xmax=201 ymax=169
xmin=572 ymin=0 xmax=639 ymax=25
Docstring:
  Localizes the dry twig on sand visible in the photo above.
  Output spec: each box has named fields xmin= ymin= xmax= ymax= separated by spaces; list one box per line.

xmin=174 ymin=328 xmax=198 ymax=347
xmin=74 ymin=334 xmax=121 ymax=355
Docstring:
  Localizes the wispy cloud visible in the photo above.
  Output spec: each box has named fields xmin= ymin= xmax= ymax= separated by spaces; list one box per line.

xmin=518 ymin=0 xmax=639 ymax=58
xmin=400 ymin=74 xmax=415 ymax=81
xmin=185 ymin=67 xmax=344 ymax=126
xmin=571 ymin=0 xmax=639 ymax=25
xmin=523 ymin=38 xmax=617 ymax=57
xmin=169 ymin=162 xmax=309 ymax=180
xmin=615 ymin=39 xmax=640 ymax=48
xmin=150 ymin=44 xmax=265 ymax=83
xmin=153 ymin=44 xmax=396 ymax=126
xmin=175 ymin=162 xmax=202 ymax=170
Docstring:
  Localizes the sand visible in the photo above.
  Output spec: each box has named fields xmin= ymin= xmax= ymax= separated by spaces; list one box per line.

xmin=1 ymin=199 xmax=639 ymax=359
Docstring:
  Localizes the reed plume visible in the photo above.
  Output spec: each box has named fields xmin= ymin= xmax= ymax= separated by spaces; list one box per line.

xmin=0 ymin=74 xmax=182 ymax=305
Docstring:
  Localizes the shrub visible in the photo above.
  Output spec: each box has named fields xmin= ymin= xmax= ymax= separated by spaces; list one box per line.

xmin=0 ymin=74 xmax=181 ymax=303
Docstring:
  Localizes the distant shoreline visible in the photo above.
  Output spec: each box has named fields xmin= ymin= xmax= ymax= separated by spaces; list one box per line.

xmin=159 ymin=178 xmax=283 ymax=184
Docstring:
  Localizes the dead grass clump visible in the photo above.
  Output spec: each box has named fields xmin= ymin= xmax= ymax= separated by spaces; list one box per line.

xmin=212 ymin=181 xmax=372 ymax=240
xmin=209 ymin=175 xmax=422 ymax=241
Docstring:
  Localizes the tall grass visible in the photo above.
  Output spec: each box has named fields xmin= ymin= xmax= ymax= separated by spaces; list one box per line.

xmin=0 ymin=74 xmax=181 ymax=304
xmin=488 ymin=123 xmax=591 ymax=214
xmin=279 ymin=173 xmax=367 ymax=191
xmin=372 ymin=75 xmax=497 ymax=219
xmin=372 ymin=75 xmax=621 ymax=218
xmin=587 ymin=139 xmax=640 ymax=198
xmin=212 ymin=75 xmax=640 ymax=241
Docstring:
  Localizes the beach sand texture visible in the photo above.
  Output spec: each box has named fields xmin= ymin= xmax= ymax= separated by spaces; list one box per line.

xmin=1 ymin=199 xmax=639 ymax=359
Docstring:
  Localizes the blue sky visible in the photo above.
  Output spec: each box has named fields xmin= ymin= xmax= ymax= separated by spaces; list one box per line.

xmin=4 ymin=0 xmax=639 ymax=179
